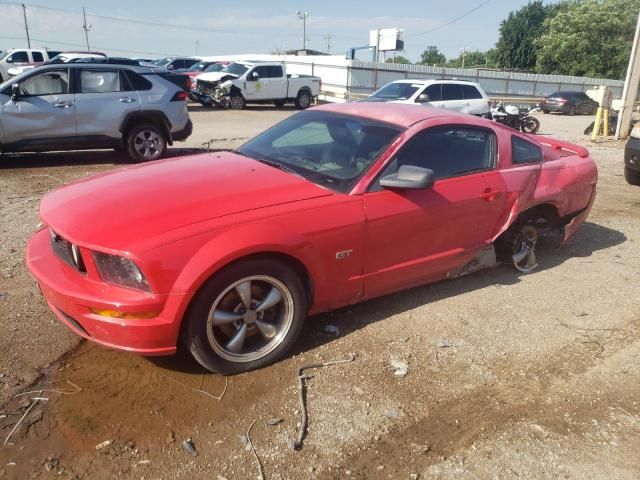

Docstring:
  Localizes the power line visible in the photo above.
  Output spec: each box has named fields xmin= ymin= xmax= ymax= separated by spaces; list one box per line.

xmin=405 ymin=0 xmax=493 ymax=38
xmin=0 ymin=35 xmax=175 ymax=56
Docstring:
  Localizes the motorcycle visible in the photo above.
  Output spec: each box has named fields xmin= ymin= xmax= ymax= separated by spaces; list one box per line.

xmin=489 ymin=101 xmax=541 ymax=134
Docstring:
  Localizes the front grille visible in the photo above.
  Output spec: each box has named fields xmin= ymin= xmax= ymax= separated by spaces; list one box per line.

xmin=50 ymin=229 xmax=86 ymax=272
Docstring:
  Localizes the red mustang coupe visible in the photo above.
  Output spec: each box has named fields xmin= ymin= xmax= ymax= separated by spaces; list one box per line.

xmin=26 ymin=103 xmax=597 ymax=374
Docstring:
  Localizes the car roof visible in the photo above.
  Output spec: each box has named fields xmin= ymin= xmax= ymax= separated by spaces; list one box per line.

xmin=27 ymin=63 xmax=158 ymax=74
xmin=311 ymin=102 xmax=463 ymax=128
xmin=389 ymin=79 xmax=480 ymax=86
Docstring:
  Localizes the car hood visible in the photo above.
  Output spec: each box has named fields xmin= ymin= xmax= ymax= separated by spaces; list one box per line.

xmin=195 ymin=71 xmax=238 ymax=82
xmin=40 ymin=152 xmax=333 ymax=252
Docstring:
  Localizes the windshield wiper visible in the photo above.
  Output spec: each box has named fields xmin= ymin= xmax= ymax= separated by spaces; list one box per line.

xmin=255 ymin=158 xmax=298 ymax=175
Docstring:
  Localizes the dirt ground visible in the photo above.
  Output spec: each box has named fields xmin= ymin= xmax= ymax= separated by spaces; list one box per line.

xmin=1 ymin=106 xmax=639 ymax=480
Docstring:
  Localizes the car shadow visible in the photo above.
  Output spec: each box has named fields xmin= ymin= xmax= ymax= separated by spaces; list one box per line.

xmin=188 ymin=104 xmax=299 ymax=113
xmin=0 ymin=147 xmax=207 ymax=169
xmin=148 ymin=221 xmax=626 ymax=374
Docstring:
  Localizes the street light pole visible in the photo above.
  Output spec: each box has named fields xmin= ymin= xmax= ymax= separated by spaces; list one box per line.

xmin=296 ymin=11 xmax=308 ymax=51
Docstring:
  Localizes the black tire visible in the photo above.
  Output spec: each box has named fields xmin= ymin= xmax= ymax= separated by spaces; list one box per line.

xmin=625 ymin=167 xmax=640 ymax=186
xmin=228 ymin=93 xmax=246 ymax=110
xmin=113 ymin=145 xmax=125 ymax=152
xmin=568 ymin=105 xmax=576 ymax=116
xmin=125 ymin=123 xmax=167 ymax=162
xmin=183 ymin=258 xmax=308 ymax=374
xmin=542 ymin=109 xmax=548 ymax=114
xmin=273 ymin=99 xmax=286 ymax=108
xmin=520 ymin=116 xmax=540 ymax=134
xmin=295 ymin=90 xmax=312 ymax=109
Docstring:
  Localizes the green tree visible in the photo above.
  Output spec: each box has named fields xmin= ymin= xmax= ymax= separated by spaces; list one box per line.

xmin=418 ymin=46 xmax=446 ymax=66
xmin=447 ymin=50 xmax=488 ymax=68
xmin=385 ymin=55 xmax=411 ymax=64
xmin=495 ymin=1 xmax=559 ymax=70
xmin=535 ymin=0 xmax=640 ymax=79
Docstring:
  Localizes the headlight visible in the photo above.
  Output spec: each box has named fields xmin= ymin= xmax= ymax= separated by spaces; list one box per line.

xmin=631 ymin=124 xmax=640 ymax=139
xmin=93 ymin=252 xmax=151 ymax=292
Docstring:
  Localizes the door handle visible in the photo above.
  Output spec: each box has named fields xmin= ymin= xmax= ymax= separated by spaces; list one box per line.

xmin=479 ymin=188 xmax=502 ymax=201
xmin=119 ymin=97 xmax=136 ymax=103
xmin=53 ymin=101 xmax=72 ymax=108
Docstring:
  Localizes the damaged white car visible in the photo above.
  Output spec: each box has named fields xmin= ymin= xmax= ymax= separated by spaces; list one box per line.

xmin=191 ymin=61 xmax=321 ymax=110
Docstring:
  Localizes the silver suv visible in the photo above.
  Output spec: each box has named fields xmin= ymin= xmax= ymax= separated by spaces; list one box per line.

xmin=0 ymin=63 xmax=192 ymax=162
xmin=363 ymin=79 xmax=490 ymax=117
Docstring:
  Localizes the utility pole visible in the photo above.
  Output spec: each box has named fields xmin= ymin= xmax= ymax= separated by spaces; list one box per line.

xmin=461 ymin=47 xmax=467 ymax=69
xmin=195 ymin=40 xmax=199 ymax=56
xmin=82 ymin=7 xmax=91 ymax=50
xmin=296 ymin=11 xmax=308 ymax=51
xmin=616 ymin=10 xmax=640 ymax=139
xmin=324 ymin=34 xmax=332 ymax=53
xmin=21 ymin=3 xmax=31 ymax=48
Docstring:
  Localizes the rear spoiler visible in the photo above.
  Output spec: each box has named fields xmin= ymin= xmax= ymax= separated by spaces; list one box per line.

xmin=532 ymin=136 xmax=589 ymax=158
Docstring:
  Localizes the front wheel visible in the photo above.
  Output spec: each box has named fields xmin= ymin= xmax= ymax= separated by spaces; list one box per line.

xmin=228 ymin=93 xmax=246 ymax=110
xmin=295 ymin=90 xmax=312 ymax=109
xmin=520 ymin=116 xmax=540 ymax=134
xmin=183 ymin=258 xmax=308 ymax=374
xmin=568 ymin=105 xmax=576 ymax=116
xmin=125 ymin=123 xmax=167 ymax=162
xmin=625 ymin=167 xmax=640 ymax=186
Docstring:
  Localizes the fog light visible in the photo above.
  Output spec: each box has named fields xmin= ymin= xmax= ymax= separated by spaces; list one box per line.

xmin=89 ymin=308 xmax=159 ymax=320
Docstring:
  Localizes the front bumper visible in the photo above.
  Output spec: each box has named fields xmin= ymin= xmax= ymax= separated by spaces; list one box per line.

xmin=625 ymin=136 xmax=640 ymax=172
xmin=26 ymin=228 xmax=187 ymax=356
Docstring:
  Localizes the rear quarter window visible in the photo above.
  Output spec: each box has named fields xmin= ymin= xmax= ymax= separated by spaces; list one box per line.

xmin=512 ymin=136 xmax=542 ymax=165
xmin=462 ymin=85 xmax=483 ymax=99
xmin=124 ymin=71 xmax=152 ymax=91
xmin=442 ymin=83 xmax=464 ymax=101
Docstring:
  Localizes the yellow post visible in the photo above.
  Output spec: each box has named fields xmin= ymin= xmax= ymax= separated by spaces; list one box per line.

xmin=602 ymin=108 xmax=609 ymax=136
xmin=591 ymin=106 xmax=603 ymax=142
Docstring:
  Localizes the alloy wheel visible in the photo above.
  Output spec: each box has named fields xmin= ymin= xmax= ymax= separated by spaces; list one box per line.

xmin=134 ymin=130 xmax=162 ymax=160
xmin=206 ymin=275 xmax=294 ymax=363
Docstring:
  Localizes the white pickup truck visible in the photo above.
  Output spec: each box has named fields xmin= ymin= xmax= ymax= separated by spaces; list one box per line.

xmin=191 ymin=61 xmax=321 ymax=110
xmin=0 ymin=48 xmax=61 ymax=82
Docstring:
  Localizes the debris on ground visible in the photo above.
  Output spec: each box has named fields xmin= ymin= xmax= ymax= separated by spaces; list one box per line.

xmin=324 ymin=325 xmax=340 ymax=336
xmin=292 ymin=353 xmax=356 ymax=450
xmin=266 ymin=417 xmax=283 ymax=426
xmin=389 ymin=358 xmax=409 ymax=377
xmin=437 ymin=337 xmax=451 ymax=348
xmin=95 ymin=440 xmax=112 ymax=450
xmin=246 ymin=418 xmax=265 ymax=480
xmin=182 ymin=438 xmax=198 ymax=457
xmin=43 ymin=456 xmax=59 ymax=472
xmin=166 ymin=431 xmax=176 ymax=445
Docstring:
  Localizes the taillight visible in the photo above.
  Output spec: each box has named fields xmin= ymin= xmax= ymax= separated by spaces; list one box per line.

xmin=171 ymin=91 xmax=188 ymax=101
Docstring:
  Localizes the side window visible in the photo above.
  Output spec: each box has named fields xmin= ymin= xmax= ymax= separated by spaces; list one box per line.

xmin=184 ymin=59 xmax=198 ymax=69
xmin=124 ymin=71 xmax=152 ymax=91
xmin=462 ymin=85 xmax=483 ymax=99
xmin=423 ymin=84 xmax=442 ymax=101
xmin=7 ymin=51 xmax=29 ymax=63
xmin=253 ymin=66 xmax=270 ymax=78
xmin=382 ymin=126 xmax=496 ymax=182
xmin=268 ymin=65 xmax=283 ymax=78
xmin=19 ymin=69 xmax=69 ymax=95
xmin=511 ymin=136 xmax=542 ymax=165
xmin=32 ymin=52 xmax=44 ymax=62
xmin=80 ymin=70 xmax=121 ymax=93
xmin=442 ymin=83 xmax=464 ymax=101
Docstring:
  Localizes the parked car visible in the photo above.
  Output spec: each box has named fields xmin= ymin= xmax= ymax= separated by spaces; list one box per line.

xmin=151 ymin=57 xmax=200 ymax=72
xmin=624 ymin=123 xmax=640 ymax=185
xmin=184 ymin=61 xmax=228 ymax=92
xmin=0 ymin=62 xmax=192 ymax=161
xmin=26 ymin=103 xmax=597 ymax=374
xmin=191 ymin=60 xmax=321 ymax=109
xmin=541 ymin=91 xmax=599 ymax=115
xmin=362 ymin=79 xmax=490 ymax=117
xmin=0 ymin=48 xmax=61 ymax=81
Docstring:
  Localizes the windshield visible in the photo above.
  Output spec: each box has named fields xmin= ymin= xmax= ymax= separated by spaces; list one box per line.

xmin=187 ymin=62 xmax=208 ymax=72
xmin=371 ymin=82 xmax=421 ymax=100
xmin=222 ymin=62 xmax=249 ymax=76
xmin=153 ymin=58 xmax=172 ymax=66
xmin=0 ymin=51 xmax=8 ymax=61
xmin=236 ymin=111 xmax=402 ymax=193
xmin=48 ymin=54 xmax=68 ymax=63
xmin=204 ymin=63 xmax=225 ymax=73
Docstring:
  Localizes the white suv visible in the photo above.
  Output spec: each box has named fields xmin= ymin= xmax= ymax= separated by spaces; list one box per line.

xmin=364 ymin=79 xmax=490 ymax=116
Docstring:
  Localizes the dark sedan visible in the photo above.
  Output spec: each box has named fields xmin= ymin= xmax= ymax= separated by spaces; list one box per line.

xmin=625 ymin=125 xmax=640 ymax=186
xmin=541 ymin=91 xmax=599 ymax=116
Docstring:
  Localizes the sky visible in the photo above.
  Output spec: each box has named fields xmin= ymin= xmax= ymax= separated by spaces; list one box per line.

xmin=0 ymin=0 xmax=557 ymax=61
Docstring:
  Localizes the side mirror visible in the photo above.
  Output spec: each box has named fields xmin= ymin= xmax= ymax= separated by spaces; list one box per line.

xmin=248 ymin=71 xmax=259 ymax=81
xmin=380 ymin=165 xmax=435 ymax=190
xmin=6 ymin=55 xmax=14 ymax=64
xmin=11 ymin=83 xmax=21 ymax=101
xmin=167 ymin=64 xmax=176 ymax=70
xmin=416 ymin=93 xmax=430 ymax=103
